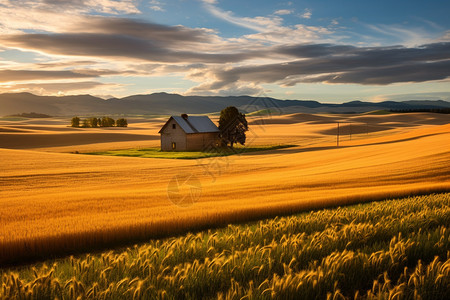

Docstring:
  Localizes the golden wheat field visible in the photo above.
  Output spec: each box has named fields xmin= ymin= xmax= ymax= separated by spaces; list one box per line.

xmin=0 ymin=112 xmax=449 ymax=265
xmin=2 ymin=193 xmax=450 ymax=299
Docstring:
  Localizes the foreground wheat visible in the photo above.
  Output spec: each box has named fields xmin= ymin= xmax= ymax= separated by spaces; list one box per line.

xmin=1 ymin=193 xmax=449 ymax=299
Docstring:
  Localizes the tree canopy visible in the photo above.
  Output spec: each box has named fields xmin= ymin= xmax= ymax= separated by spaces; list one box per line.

xmin=101 ymin=117 xmax=115 ymax=127
xmin=71 ymin=116 xmax=80 ymax=127
xmin=219 ymin=106 xmax=248 ymax=148
xmin=116 ymin=118 xmax=128 ymax=127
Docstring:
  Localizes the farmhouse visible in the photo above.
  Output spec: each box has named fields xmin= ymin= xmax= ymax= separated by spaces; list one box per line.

xmin=159 ymin=114 xmax=220 ymax=151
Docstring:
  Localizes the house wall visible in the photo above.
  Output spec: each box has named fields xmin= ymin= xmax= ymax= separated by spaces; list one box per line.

xmin=186 ymin=132 xmax=219 ymax=151
xmin=160 ymin=119 xmax=187 ymax=151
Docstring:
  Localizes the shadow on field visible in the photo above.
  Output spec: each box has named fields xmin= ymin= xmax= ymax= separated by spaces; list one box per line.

xmin=244 ymin=131 xmax=448 ymax=156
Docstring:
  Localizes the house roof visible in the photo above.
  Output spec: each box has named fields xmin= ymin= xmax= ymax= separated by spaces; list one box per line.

xmin=159 ymin=115 xmax=219 ymax=134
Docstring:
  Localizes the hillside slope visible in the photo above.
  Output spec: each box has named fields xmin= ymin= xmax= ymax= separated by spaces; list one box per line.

xmin=1 ymin=92 xmax=449 ymax=116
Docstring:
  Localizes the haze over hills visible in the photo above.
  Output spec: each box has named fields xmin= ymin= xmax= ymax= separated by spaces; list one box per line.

xmin=1 ymin=92 xmax=450 ymax=117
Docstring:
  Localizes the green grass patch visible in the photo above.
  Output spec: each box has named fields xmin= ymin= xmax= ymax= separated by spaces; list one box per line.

xmin=84 ymin=144 xmax=296 ymax=159
xmin=247 ymin=109 xmax=275 ymax=116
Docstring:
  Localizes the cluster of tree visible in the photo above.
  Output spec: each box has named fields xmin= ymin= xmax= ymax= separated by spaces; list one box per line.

xmin=390 ymin=108 xmax=450 ymax=114
xmin=218 ymin=106 xmax=248 ymax=148
xmin=71 ymin=117 xmax=128 ymax=128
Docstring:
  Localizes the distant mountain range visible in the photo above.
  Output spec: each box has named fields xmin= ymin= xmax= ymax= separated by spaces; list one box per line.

xmin=1 ymin=92 xmax=450 ymax=117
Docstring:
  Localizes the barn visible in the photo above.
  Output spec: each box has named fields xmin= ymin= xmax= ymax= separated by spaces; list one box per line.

xmin=159 ymin=114 xmax=220 ymax=151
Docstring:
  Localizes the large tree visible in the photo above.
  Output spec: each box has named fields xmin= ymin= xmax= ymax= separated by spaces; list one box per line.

xmin=219 ymin=106 xmax=248 ymax=148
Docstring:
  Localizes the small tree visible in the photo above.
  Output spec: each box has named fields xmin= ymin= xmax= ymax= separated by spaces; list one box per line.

xmin=82 ymin=119 xmax=89 ymax=128
xmin=71 ymin=116 xmax=80 ymax=127
xmin=219 ymin=106 xmax=248 ymax=148
xmin=100 ymin=117 xmax=115 ymax=127
xmin=116 ymin=118 xmax=128 ymax=127
xmin=89 ymin=117 xmax=98 ymax=128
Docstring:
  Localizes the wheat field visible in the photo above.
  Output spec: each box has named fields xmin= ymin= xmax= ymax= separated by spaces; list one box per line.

xmin=0 ymin=112 xmax=449 ymax=265
xmin=1 ymin=193 xmax=449 ymax=299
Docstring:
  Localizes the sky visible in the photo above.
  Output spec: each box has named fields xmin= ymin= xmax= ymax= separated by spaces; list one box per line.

xmin=0 ymin=0 xmax=449 ymax=103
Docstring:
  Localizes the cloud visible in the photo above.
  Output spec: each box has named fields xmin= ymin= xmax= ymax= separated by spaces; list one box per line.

xmin=0 ymin=69 xmax=96 ymax=82
xmin=0 ymin=2 xmax=334 ymax=62
xmin=72 ymin=68 xmax=137 ymax=76
xmin=274 ymin=9 xmax=292 ymax=16
xmin=275 ymin=43 xmax=355 ymax=58
xmin=0 ymin=32 xmax=263 ymax=63
xmin=131 ymin=63 xmax=207 ymax=74
xmin=149 ymin=0 xmax=164 ymax=12
xmin=0 ymin=1 xmax=141 ymax=35
xmin=0 ymin=15 xmax=246 ymax=62
xmin=6 ymin=39 xmax=446 ymax=95
xmin=35 ymin=60 xmax=100 ymax=69
xmin=239 ymin=24 xmax=333 ymax=45
xmin=69 ymin=17 xmax=217 ymax=46
xmin=298 ymin=60 xmax=450 ymax=85
xmin=374 ymin=92 xmax=450 ymax=102
xmin=202 ymin=2 xmax=331 ymax=44
xmin=201 ymin=0 xmax=218 ymax=4
xmin=185 ymin=82 xmax=265 ymax=97
xmin=0 ymin=3 xmax=84 ymax=33
xmin=366 ymin=24 xmax=434 ymax=46
xmin=203 ymin=2 xmax=283 ymax=32
xmin=412 ymin=17 xmax=443 ymax=31
xmin=187 ymin=42 xmax=450 ymax=91
xmin=40 ymin=0 xmax=140 ymax=14
xmin=1 ymin=0 xmax=448 ymax=98
xmin=0 ymin=13 xmax=281 ymax=64
xmin=0 ymin=81 xmax=114 ymax=95
xmin=299 ymin=9 xmax=312 ymax=19
xmin=436 ymin=30 xmax=450 ymax=42
xmin=150 ymin=5 xmax=164 ymax=11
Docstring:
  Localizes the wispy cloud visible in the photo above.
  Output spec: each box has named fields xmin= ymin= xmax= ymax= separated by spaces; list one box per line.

xmin=185 ymin=82 xmax=264 ymax=97
xmin=366 ymin=23 xmax=434 ymax=46
xmin=0 ymin=69 xmax=96 ymax=82
xmin=149 ymin=0 xmax=164 ymax=12
xmin=274 ymin=9 xmax=293 ymax=16
xmin=372 ymin=91 xmax=450 ymax=102
xmin=299 ymin=8 xmax=312 ymax=19
xmin=437 ymin=30 xmax=450 ymax=42
xmin=0 ymin=81 xmax=117 ymax=95
xmin=202 ymin=1 xmax=332 ymax=44
xmin=40 ymin=0 xmax=140 ymax=14
xmin=412 ymin=17 xmax=444 ymax=31
xmin=0 ymin=0 xmax=141 ymax=35
xmin=150 ymin=6 xmax=164 ymax=11
xmin=202 ymin=1 xmax=283 ymax=32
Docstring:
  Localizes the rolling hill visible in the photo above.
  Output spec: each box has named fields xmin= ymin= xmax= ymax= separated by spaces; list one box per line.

xmin=1 ymin=92 xmax=449 ymax=116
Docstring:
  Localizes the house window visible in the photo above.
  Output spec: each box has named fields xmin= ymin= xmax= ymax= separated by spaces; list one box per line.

xmin=172 ymin=142 xmax=176 ymax=150
xmin=172 ymin=124 xmax=176 ymax=129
